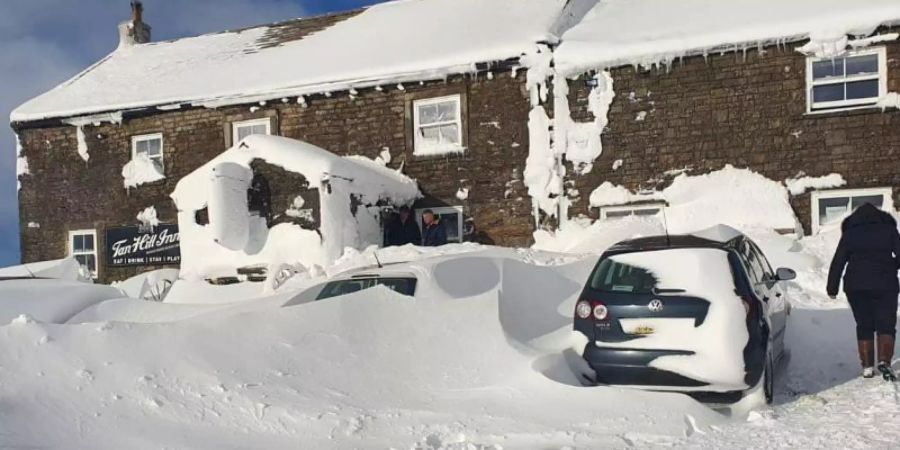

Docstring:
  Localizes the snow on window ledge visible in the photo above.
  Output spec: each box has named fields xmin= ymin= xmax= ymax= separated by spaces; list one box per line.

xmin=122 ymin=154 xmax=165 ymax=189
xmin=412 ymin=143 xmax=467 ymax=157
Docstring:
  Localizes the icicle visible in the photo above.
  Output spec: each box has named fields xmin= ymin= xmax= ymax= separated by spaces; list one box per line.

xmin=296 ymin=95 xmax=306 ymax=104
xmin=324 ymin=92 xmax=332 ymax=98
xmin=281 ymin=98 xmax=289 ymax=103
xmin=397 ymin=83 xmax=405 ymax=91
xmin=349 ymin=88 xmax=359 ymax=95
xmin=375 ymin=85 xmax=384 ymax=92
xmin=259 ymin=100 xmax=267 ymax=106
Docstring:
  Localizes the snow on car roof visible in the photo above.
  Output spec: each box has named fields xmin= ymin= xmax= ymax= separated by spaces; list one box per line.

xmin=12 ymin=0 xmax=569 ymax=123
xmin=555 ymin=0 xmax=900 ymax=75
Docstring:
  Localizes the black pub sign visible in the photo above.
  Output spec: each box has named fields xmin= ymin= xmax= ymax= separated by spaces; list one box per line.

xmin=105 ymin=224 xmax=181 ymax=267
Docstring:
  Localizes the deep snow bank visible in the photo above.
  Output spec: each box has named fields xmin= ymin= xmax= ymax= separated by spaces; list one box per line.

xmin=0 ymin=253 xmax=723 ymax=449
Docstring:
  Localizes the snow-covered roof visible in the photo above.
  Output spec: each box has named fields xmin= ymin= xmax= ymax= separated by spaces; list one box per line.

xmin=172 ymin=134 xmax=419 ymax=212
xmin=12 ymin=0 xmax=569 ymax=123
xmin=555 ymin=0 xmax=900 ymax=76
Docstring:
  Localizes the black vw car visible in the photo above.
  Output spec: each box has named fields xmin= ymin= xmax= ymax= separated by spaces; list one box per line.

xmin=574 ymin=227 xmax=793 ymax=404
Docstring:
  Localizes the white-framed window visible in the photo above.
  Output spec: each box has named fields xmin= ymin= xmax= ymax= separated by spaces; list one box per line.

xmin=132 ymin=133 xmax=164 ymax=174
xmin=600 ymin=203 xmax=666 ymax=220
xmin=806 ymin=47 xmax=887 ymax=113
xmin=69 ymin=229 xmax=98 ymax=279
xmin=232 ymin=118 xmax=272 ymax=144
xmin=811 ymin=187 xmax=893 ymax=234
xmin=412 ymin=95 xmax=464 ymax=155
xmin=415 ymin=206 xmax=464 ymax=243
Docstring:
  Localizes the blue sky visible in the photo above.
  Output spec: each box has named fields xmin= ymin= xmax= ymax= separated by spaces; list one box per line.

xmin=0 ymin=0 xmax=386 ymax=268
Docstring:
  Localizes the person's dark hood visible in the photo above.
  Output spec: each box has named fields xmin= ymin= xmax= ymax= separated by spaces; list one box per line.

xmin=842 ymin=203 xmax=897 ymax=231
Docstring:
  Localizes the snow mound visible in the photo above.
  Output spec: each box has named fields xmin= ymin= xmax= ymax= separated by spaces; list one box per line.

xmin=0 ymin=257 xmax=92 ymax=282
xmin=122 ymin=153 xmax=164 ymax=189
xmin=0 ymin=279 xmax=122 ymax=324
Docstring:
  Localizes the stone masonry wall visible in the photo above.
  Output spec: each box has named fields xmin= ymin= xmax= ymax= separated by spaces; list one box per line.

xmin=565 ymin=32 xmax=900 ymax=234
xmin=16 ymin=72 xmax=534 ymax=282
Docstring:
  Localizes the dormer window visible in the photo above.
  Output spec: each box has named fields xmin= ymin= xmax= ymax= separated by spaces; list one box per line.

xmin=806 ymin=47 xmax=887 ymax=112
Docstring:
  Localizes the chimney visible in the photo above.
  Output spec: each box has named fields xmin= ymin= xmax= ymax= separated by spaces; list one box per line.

xmin=118 ymin=1 xmax=152 ymax=48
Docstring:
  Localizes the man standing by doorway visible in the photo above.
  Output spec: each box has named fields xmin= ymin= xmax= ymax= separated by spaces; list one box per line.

xmin=386 ymin=206 xmax=421 ymax=246
xmin=421 ymin=209 xmax=447 ymax=247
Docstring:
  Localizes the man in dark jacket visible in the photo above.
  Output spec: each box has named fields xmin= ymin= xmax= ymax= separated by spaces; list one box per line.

xmin=421 ymin=209 xmax=447 ymax=247
xmin=385 ymin=206 xmax=421 ymax=246
xmin=827 ymin=203 xmax=900 ymax=380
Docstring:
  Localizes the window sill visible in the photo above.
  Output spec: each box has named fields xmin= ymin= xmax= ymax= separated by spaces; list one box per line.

xmin=802 ymin=105 xmax=893 ymax=119
xmin=412 ymin=146 xmax=468 ymax=160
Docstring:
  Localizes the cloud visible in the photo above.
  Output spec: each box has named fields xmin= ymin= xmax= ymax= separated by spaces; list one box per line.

xmin=0 ymin=0 xmax=307 ymax=267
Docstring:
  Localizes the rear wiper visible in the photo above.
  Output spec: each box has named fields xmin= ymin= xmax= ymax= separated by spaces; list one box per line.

xmin=652 ymin=288 xmax=686 ymax=295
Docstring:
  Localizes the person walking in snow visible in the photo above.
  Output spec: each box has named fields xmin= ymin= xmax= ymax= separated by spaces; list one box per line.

xmin=386 ymin=206 xmax=421 ymax=246
xmin=421 ymin=209 xmax=447 ymax=247
xmin=827 ymin=203 xmax=900 ymax=380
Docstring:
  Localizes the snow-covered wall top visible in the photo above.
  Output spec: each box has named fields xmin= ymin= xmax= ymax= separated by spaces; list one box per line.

xmin=555 ymin=0 xmax=900 ymax=76
xmin=11 ymin=0 xmax=568 ymax=123
xmin=171 ymin=135 xmax=419 ymax=212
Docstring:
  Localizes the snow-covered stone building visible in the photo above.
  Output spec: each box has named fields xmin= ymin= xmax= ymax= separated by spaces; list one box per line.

xmin=11 ymin=0 xmax=900 ymax=283
xmin=11 ymin=0 xmax=585 ymax=282
xmin=544 ymin=0 xmax=900 ymax=235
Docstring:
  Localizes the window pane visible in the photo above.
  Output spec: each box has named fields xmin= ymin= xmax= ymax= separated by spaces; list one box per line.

xmin=73 ymin=235 xmax=84 ymax=252
xmin=851 ymin=194 xmax=885 ymax=210
xmin=147 ymin=139 xmax=161 ymax=154
xmin=83 ymin=234 xmax=94 ymax=251
xmin=846 ymin=54 xmax=879 ymax=76
xmin=436 ymin=101 xmax=458 ymax=122
xmin=846 ymin=79 xmax=879 ymax=100
xmin=605 ymin=210 xmax=632 ymax=219
xmin=819 ymin=197 xmax=850 ymax=226
xmin=813 ymin=84 xmax=845 ymax=103
xmin=438 ymin=124 xmax=460 ymax=144
xmin=417 ymin=104 xmax=441 ymax=125
xmin=85 ymin=255 xmax=97 ymax=273
xmin=813 ymin=59 xmax=844 ymax=80
xmin=438 ymin=211 xmax=461 ymax=242
xmin=633 ymin=208 xmax=661 ymax=217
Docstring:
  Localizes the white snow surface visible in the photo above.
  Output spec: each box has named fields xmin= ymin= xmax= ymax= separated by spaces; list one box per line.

xmin=12 ymin=0 xmax=569 ymax=122
xmin=0 ymin=250 xmax=728 ymax=449
xmin=15 ymin=134 xmax=28 ymax=191
xmin=555 ymin=0 xmax=900 ymax=75
xmin=785 ymin=173 xmax=846 ymax=196
xmin=135 ymin=206 xmax=160 ymax=228
xmin=121 ymin=154 xmax=165 ymax=189
xmin=0 ymin=279 xmax=122 ymax=324
xmin=0 ymin=257 xmax=92 ymax=282
xmin=589 ymin=165 xmax=799 ymax=234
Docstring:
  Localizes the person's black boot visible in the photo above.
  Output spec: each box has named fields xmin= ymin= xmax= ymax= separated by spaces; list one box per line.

xmin=877 ymin=335 xmax=896 ymax=382
xmin=859 ymin=340 xmax=875 ymax=378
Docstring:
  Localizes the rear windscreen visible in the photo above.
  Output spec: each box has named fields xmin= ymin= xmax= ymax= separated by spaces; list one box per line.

xmin=589 ymin=258 xmax=660 ymax=294
xmin=588 ymin=248 xmax=733 ymax=295
xmin=317 ymin=277 xmax=417 ymax=300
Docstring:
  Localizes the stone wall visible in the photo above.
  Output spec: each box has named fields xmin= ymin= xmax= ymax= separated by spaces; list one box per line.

xmin=15 ymin=72 xmax=535 ymax=282
xmin=564 ymin=32 xmax=900 ymax=234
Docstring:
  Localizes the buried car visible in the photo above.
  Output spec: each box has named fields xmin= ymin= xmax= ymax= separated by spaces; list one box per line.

xmin=574 ymin=226 xmax=794 ymax=404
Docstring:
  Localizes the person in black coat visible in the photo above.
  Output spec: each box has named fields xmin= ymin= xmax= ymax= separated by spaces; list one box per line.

xmin=827 ymin=203 xmax=900 ymax=378
xmin=421 ymin=209 xmax=447 ymax=247
xmin=385 ymin=206 xmax=421 ymax=246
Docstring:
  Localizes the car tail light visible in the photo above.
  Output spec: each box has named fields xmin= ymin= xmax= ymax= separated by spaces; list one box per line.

xmin=575 ymin=300 xmax=592 ymax=319
xmin=576 ymin=300 xmax=611 ymax=321
xmin=593 ymin=302 xmax=609 ymax=321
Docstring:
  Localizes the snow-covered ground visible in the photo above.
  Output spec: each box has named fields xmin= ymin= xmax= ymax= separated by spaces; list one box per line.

xmin=0 ymin=222 xmax=894 ymax=449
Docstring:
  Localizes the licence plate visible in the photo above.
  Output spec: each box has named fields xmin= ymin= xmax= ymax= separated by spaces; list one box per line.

xmin=630 ymin=325 xmax=655 ymax=336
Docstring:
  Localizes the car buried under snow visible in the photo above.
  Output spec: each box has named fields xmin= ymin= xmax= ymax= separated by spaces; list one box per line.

xmin=574 ymin=226 xmax=794 ymax=404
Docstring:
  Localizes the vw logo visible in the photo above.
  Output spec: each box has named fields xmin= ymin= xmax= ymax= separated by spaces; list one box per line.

xmin=648 ymin=299 xmax=664 ymax=312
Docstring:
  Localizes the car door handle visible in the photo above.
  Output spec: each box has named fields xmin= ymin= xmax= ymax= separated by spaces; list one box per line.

xmin=775 ymin=292 xmax=782 ymax=298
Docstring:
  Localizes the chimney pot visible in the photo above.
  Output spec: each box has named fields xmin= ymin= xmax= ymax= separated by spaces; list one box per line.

xmin=118 ymin=0 xmax=151 ymax=48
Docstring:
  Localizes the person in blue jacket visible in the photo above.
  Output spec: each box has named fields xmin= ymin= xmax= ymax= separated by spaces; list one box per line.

xmin=421 ymin=209 xmax=447 ymax=247
xmin=828 ymin=203 xmax=900 ymax=380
